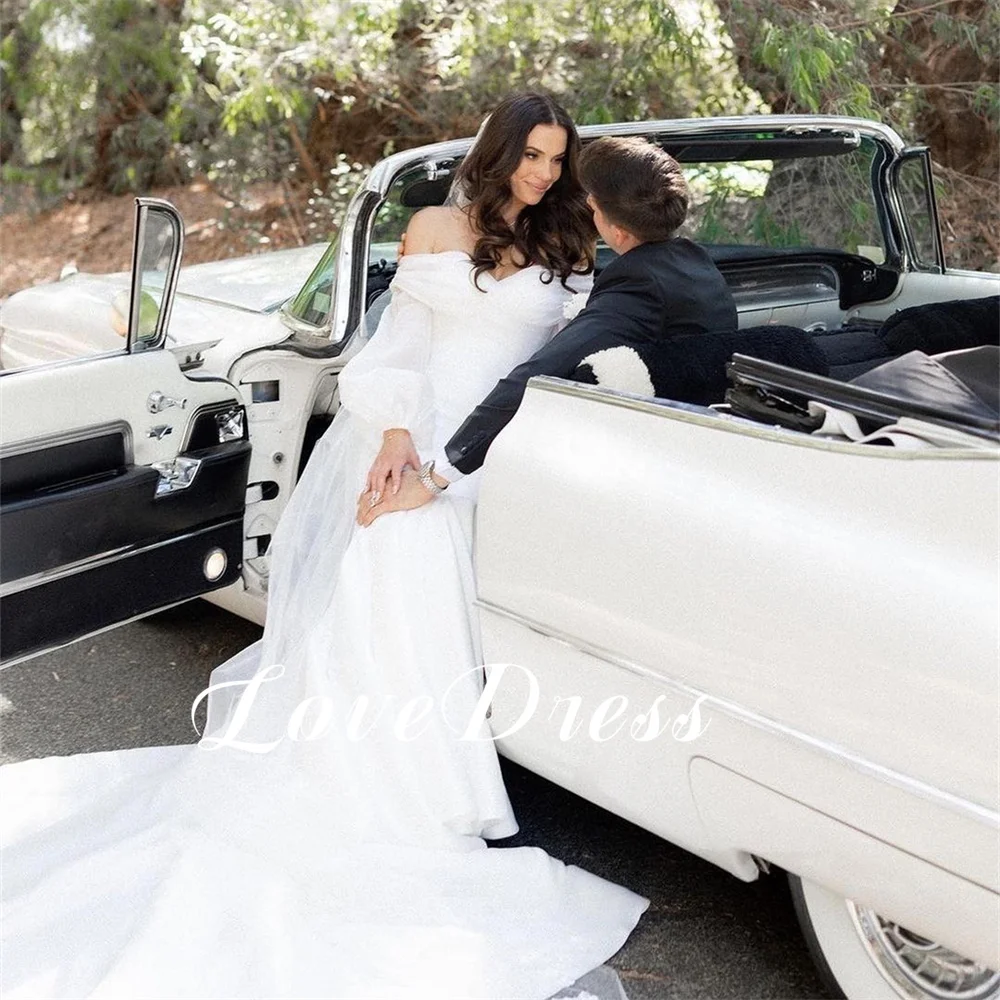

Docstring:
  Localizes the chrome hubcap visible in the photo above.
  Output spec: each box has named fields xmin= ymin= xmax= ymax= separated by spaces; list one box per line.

xmin=850 ymin=903 xmax=1000 ymax=1000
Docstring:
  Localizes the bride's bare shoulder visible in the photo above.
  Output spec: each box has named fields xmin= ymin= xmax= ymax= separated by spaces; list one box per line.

xmin=402 ymin=206 xmax=475 ymax=256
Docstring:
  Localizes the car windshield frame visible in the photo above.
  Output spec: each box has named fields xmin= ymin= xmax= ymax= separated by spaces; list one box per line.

xmin=358 ymin=123 xmax=902 ymax=289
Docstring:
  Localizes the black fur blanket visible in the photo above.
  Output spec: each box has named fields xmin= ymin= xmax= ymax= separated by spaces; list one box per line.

xmin=879 ymin=295 xmax=1000 ymax=355
xmin=572 ymin=325 xmax=829 ymax=407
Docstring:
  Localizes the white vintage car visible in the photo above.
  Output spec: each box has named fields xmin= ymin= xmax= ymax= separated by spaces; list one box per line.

xmin=1 ymin=116 xmax=997 ymax=1000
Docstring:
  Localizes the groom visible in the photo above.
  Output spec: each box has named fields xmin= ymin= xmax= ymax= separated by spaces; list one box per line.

xmin=358 ymin=136 xmax=737 ymax=525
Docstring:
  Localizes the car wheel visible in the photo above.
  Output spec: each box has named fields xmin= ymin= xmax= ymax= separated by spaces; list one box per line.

xmin=788 ymin=873 xmax=1000 ymax=1000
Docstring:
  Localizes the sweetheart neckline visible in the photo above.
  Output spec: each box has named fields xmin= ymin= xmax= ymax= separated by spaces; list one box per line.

xmin=402 ymin=250 xmax=544 ymax=285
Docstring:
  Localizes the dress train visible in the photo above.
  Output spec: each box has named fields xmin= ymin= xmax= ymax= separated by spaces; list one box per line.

xmin=1 ymin=253 xmax=648 ymax=998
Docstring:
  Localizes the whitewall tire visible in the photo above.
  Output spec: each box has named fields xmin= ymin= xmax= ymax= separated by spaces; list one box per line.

xmin=789 ymin=874 xmax=1000 ymax=1000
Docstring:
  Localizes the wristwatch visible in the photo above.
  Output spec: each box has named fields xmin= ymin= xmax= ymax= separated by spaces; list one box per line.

xmin=417 ymin=460 xmax=448 ymax=495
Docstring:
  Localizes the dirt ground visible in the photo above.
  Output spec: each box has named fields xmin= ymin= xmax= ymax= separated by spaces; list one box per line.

xmin=0 ymin=178 xmax=316 ymax=300
xmin=2 ymin=174 xmax=994 ymax=302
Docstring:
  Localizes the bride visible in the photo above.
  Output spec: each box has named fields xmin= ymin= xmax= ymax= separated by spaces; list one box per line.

xmin=1 ymin=93 xmax=648 ymax=1000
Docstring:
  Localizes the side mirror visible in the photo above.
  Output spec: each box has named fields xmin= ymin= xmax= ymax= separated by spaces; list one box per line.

xmin=128 ymin=198 xmax=184 ymax=352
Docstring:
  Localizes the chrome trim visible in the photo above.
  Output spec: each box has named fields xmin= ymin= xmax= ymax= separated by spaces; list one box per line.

xmin=735 ymin=293 xmax=840 ymax=313
xmin=475 ymin=597 xmax=1000 ymax=833
xmin=0 ymin=419 xmax=133 ymax=464
xmin=0 ymin=345 xmax=130 ymax=379
xmin=0 ymin=520 xmax=235 ymax=598
xmin=361 ymin=115 xmax=908 ymax=198
xmin=152 ymin=455 xmax=202 ymax=495
xmin=899 ymin=147 xmax=945 ymax=274
xmin=728 ymin=263 xmax=841 ymax=310
xmin=886 ymin=152 xmax=921 ymax=274
xmin=176 ymin=396 xmax=243 ymax=453
xmin=128 ymin=198 xmax=184 ymax=353
xmin=1 ymin=544 xmax=131 ymax=598
xmin=330 ymin=189 xmax=380 ymax=344
xmin=279 ymin=303 xmax=326 ymax=336
xmin=524 ymin=376 xmax=1000 ymax=459
xmin=215 ymin=405 xmax=245 ymax=443
xmin=279 ymin=238 xmax=340 ymax=334
xmin=173 ymin=290 xmax=270 ymax=316
xmin=147 ymin=390 xmax=187 ymax=414
xmin=943 ymin=269 xmax=1000 ymax=283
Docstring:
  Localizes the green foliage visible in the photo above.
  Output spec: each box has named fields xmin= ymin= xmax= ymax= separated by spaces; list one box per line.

xmin=719 ymin=0 xmax=998 ymax=137
xmin=4 ymin=0 xmax=995 ymax=267
xmin=5 ymin=0 xmax=766 ymax=196
xmin=8 ymin=0 xmax=190 ymax=190
xmin=683 ymin=145 xmax=883 ymax=256
xmin=181 ymin=2 xmax=327 ymax=135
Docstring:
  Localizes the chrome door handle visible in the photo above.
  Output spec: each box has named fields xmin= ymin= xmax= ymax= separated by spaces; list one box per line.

xmin=147 ymin=390 xmax=187 ymax=414
xmin=152 ymin=456 xmax=202 ymax=496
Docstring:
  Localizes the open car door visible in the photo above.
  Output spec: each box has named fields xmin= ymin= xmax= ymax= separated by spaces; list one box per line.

xmin=0 ymin=200 xmax=250 ymax=666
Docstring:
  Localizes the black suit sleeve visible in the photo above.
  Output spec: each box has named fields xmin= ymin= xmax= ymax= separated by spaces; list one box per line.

xmin=443 ymin=270 xmax=656 ymax=475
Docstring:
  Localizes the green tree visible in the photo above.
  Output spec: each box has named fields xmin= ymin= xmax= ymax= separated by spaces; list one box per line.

xmin=715 ymin=0 xmax=999 ymax=266
xmin=7 ymin=0 xmax=190 ymax=192
xmin=88 ymin=0 xmax=188 ymax=191
xmin=7 ymin=0 xmax=996 ymax=264
xmin=1 ymin=0 xmax=39 ymax=167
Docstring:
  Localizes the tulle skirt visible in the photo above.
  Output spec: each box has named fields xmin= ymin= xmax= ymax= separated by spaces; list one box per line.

xmin=1 ymin=408 xmax=647 ymax=999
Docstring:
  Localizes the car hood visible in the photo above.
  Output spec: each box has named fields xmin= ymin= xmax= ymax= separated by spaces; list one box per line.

xmin=169 ymin=243 xmax=327 ymax=313
xmin=0 ymin=243 xmax=328 ymax=366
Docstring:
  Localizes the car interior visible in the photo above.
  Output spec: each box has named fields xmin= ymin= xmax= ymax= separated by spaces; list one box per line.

xmin=351 ymin=131 xmax=1000 ymax=440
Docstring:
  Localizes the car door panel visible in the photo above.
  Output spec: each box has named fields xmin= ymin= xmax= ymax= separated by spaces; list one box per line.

xmin=474 ymin=375 xmax=998 ymax=931
xmin=2 ymin=439 xmax=249 ymax=581
xmin=475 ymin=375 xmax=998 ymax=966
xmin=1 ymin=349 xmax=249 ymax=665
xmin=476 ymin=378 xmax=997 ymax=808
xmin=690 ymin=758 xmax=999 ymax=969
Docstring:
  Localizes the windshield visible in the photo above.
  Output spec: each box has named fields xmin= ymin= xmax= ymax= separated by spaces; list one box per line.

xmin=369 ymin=131 xmax=890 ymax=267
xmin=674 ymin=133 xmax=887 ymax=262
xmin=285 ymin=236 xmax=339 ymax=327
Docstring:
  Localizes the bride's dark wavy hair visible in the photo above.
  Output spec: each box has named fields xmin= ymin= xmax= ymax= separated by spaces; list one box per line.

xmin=451 ymin=92 xmax=596 ymax=290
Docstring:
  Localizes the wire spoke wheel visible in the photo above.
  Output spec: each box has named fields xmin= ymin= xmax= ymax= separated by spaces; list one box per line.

xmin=789 ymin=874 xmax=999 ymax=1000
xmin=849 ymin=904 xmax=1000 ymax=1000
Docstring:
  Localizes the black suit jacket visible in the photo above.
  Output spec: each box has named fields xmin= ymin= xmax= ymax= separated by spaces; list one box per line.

xmin=442 ymin=238 xmax=737 ymax=476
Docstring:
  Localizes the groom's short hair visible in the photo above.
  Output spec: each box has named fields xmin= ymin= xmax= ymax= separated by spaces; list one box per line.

xmin=578 ymin=137 xmax=689 ymax=243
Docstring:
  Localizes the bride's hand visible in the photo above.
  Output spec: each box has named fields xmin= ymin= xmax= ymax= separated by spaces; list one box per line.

xmin=363 ymin=428 xmax=421 ymax=498
xmin=357 ymin=468 xmax=436 ymax=527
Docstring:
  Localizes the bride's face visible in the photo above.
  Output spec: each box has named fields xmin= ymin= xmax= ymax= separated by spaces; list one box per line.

xmin=507 ymin=123 xmax=568 ymax=211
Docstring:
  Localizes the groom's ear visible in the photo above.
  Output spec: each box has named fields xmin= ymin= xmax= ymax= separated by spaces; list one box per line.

xmin=611 ymin=221 xmax=634 ymax=247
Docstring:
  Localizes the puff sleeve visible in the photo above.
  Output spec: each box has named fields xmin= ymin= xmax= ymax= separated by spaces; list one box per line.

xmin=336 ymin=281 xmax=436 ymax=449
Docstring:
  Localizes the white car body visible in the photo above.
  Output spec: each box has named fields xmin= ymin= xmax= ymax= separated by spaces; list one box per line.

xmin=478 ymin=377 xmax=997 ymax=972
xmin=1 ymin=116 xmax=998 ymax=1000
xmin=0 ymin=243 xmax=326 ymax=369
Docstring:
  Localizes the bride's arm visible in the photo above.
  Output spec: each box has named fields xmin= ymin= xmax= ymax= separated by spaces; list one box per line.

xmin=341 ymin=209 xmax=450 ymax=498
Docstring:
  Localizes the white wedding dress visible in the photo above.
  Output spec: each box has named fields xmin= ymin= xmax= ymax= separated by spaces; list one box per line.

xmin=1 ymin=252 xmax=647 ymax=1000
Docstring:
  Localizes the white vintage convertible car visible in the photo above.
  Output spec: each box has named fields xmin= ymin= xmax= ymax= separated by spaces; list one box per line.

xmin=1 ymin=116 xmax=997 ymax=1000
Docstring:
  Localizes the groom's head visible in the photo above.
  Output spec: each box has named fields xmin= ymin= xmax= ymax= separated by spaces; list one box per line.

xmin=578 ymin=137 xmax=689 ymax=254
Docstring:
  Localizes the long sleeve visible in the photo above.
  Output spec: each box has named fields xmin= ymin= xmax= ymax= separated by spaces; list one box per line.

xmin=336 ymin=284 xmax=436 ymax=449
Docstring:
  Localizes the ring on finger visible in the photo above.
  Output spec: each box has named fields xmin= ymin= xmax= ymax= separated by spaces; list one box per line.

xmin=368 ymin=490 xmax=383 ymax=508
